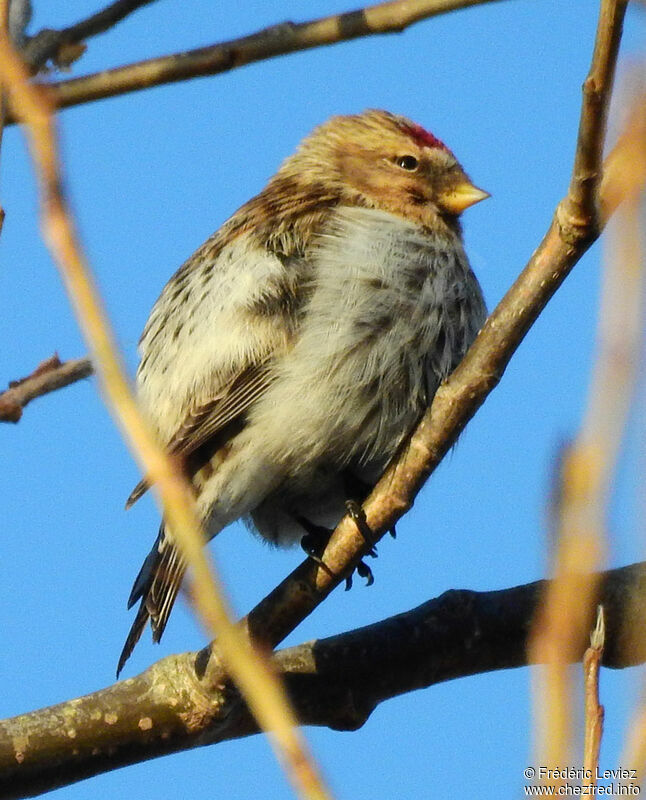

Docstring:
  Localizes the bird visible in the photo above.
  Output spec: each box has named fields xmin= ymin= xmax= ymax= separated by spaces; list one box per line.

xmin=117 ymin=109 xmax=488 ymax=676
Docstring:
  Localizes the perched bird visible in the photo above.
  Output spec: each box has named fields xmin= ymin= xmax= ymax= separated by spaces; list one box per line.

xmin=117 ymin=110 xmax=488 ymax=675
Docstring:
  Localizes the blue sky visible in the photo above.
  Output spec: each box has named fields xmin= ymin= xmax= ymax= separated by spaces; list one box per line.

xmin=2 ymin=1 xmax=646 ymax=798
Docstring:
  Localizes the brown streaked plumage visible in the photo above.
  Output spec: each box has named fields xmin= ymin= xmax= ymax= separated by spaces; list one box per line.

xmin=117 ymin=110 xmax=488 ymax=676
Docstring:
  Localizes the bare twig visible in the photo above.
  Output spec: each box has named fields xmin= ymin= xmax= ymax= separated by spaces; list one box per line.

xmin=530 ymin=53 xmax=644 ymax=777
xmin=23 ymin=0 xmax=159 ymax=70
xmin=2 ymin=0 xmax=508 ymax=119
xmin=0 ymin=91 xmax=6 ymax=235
xmin=601 ymin=91 xmax=646 ymax=220
xmin=7 ymin=0 xmax=31 ymax=48
xmin=0 ymin=27 xmax=331 ymax=800
xmin=0 ymin=354 xmax=92 ymax=422
xmin=605 ymin=83 xmax=646 ymax=790
xmin=583 ymin=607 xmax=605 ymax=790
xmin=564 ymin=0 xmax=627 ymax=226
xmin=0 ymin=0 xmax=9 ymax=234
xmin=1 ymin=562 xmax=645 ymax=796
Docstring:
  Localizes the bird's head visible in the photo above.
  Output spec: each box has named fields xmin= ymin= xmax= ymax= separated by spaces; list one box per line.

xmin=282 ymin=109 xmax=489 ymax=230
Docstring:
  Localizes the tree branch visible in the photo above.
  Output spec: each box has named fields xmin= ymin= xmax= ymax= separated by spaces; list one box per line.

xmin=0 ymin=354 xmax=92 ymax=422
xmin=225 ymin=0 xmax=631 ymax=662
xmin=5 ymin=0 xmax=508 ymax=120
xmin=5 ymin=0 xmax=633 ymax=700
xmin=562 ymin=0 xmax=626 ymax=232
xmin=22 ymin=0 xmax=160 ymax=71
xmin=3 ymin=562 xmax=646 ymax=797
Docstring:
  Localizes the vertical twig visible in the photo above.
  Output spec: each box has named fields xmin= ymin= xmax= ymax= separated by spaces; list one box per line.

xmin=609 ymin=85 xmax=646 ymax=792
xmin=583 ymin=606 xmax=605 ymax=790
xmin=565 ymin=0 xmax=626 ymax=225
xmin=0 ymin=0 xmax=10 ymax=235
xmin=0 ymin=18 xmax=332 ymax=800
xmin=0 ymin=90 xmax=6 ymax=235
xmin=528 ymin=0 xmax=630 ymax=781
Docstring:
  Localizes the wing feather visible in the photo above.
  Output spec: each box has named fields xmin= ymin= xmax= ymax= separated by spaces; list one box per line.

xmin=126 ymin=242 xmax=307 ymax=509
xmin=125 ymin=360 xmax=276 ymax=508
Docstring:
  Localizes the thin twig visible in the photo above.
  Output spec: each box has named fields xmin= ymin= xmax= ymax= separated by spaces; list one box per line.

xmin=0 ymin=0 xmax=8 ymax=234
xmin=0 ymin=354 xmax=93 ymax=422
xmin=583 ymin=606 xmax=605 ymax=790
xmin=601 ymin=90 xmax=646 ymax=220
xmin=3 ymin=0 xmax=508 ymax=119
xmin=530 ymin=47 xmax=644 ymax=776
xmin=0 ymin=27 xmax=331 ymax=800
xmin=607 ymin=83 xmax=646 ymax=791
xmin=564 ymin=0 xmax=627 ymax=226
xmin=7 ymin=0 xmax=31 ymax=48
xmin=0 ymin=91 xmax=6 ymax=235
xmin=23 ymin=0 xmax=160 ymax=70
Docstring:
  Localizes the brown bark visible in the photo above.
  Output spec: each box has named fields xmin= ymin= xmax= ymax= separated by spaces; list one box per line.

xmin=2 ymin=562 xmax=646 ymax=798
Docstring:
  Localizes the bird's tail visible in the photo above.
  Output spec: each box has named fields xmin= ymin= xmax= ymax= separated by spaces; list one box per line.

xmin=116 ymin=524 xmax=187 ymax=677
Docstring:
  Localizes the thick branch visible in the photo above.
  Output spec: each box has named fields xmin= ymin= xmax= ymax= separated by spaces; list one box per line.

xmin=0 ymin=354 xmax=92 ymax=422
xmin=3 ymin=562 xmax=646 ymax=798
xmin=6 ymin=0 xmax=507 ymax=119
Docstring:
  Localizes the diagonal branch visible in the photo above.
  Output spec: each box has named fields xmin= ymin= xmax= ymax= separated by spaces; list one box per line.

xmin=220 ymin=0 xmax=630 ymax=667
xmin=6 ymin=0 xmax=508 ymax=120
xmin=7 ymin=0 xmax=631 ymax=696
xmin=22 ymin=0 xmax=160 ymax=71
xmin=2 ymin=561 xmax=646 ymax=797
xmin=0 ymin=354 xmax=92 ymax=422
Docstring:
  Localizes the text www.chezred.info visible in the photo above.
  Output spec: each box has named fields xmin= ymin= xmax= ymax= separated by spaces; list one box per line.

xmin=522 ymin=767 xmax=640 ymax=795
xmin=523 ymin=785 xmax=639 ymax=796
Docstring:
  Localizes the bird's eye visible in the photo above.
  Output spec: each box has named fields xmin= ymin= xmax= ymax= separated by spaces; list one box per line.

xmin=396 ymin=155 xmax=419 ymax=171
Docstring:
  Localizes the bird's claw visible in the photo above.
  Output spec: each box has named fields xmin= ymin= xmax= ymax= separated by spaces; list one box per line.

xmin=300 ymin=534 xmax=335 ymax=579
xmin=344 ymin=558 xmax=374 ymax=590
xmin=342 ymin=500 xmax=379 ymax=589
xmin=345 ymin=499 xmax=376 ymax=548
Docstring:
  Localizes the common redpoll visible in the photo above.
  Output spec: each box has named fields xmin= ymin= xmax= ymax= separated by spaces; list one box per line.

xmin=117 ymin=110 xmax=488 ymax=675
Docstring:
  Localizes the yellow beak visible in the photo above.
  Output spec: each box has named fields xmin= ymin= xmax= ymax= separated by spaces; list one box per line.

xmin=439 ymin=182 xmax=490 ymax=215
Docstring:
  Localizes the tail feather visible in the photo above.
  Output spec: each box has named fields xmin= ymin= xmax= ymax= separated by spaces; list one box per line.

xmin=125 ymin=477 xmax=149 ymax=509
xmin=151 ymin=543 xmax=185 ymax=642
xmin=127 ymin=529 xmax=163 ymax=609
xmin=116 ymin=601 xmax=149 ymax=677
xmin=117 ymin=524 xmax=187 ymax=676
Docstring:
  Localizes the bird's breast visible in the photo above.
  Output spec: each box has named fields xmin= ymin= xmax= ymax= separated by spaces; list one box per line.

xmin=252 ymin=206 xmax=486 ymax=469
xmin=309 ymin=206 xmax=485 ymax=381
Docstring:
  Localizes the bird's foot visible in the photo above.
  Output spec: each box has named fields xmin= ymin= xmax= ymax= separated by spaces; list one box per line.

xmin=343 ymin=500 xmax=377 ymax=590
xmin=344 ymin=499 xmax=377 ymax=555
xmin=298 ymin=504 xmax=380 ymax=589
xmin=344 ymin=558 xmax=375 ymax=591
xmin=298 ymin=517 xmax=336 ymax=578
